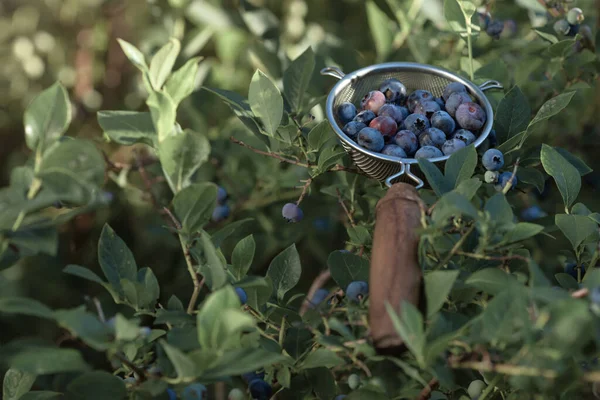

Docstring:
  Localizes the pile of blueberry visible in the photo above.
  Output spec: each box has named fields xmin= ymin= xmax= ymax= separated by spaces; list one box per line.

xmin=336 ymin=79 xmax=487 ymax=159
xmin=481 ymin=148 xmax=517 ymax=191
xmin=211 ymin=186 xmax=230 ymax=222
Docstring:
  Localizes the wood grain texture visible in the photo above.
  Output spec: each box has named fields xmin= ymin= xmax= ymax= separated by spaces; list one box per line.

xmin=369 ymin=183 xmax=425 ymax=355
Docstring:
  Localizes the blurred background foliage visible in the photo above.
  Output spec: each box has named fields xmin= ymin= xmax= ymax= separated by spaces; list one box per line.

xmin=0 ymin=0 xmax=599 ymax=346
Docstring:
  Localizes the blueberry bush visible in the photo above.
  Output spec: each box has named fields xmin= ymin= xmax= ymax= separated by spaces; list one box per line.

xmin=1 ymin=0 xmax=600 ymax=399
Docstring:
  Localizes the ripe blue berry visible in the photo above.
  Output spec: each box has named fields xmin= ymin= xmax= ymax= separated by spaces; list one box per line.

xmin=482 ymin=149 xmax=504 ymax=171
xmin=308 ymin=288 xmax=329 ymax=308
xmin=228 ymin=388 xmax=246 ymax=400
xmin=360 ymin=90 xmax=386 ymax=113
xmin=553 ymin=19 xmax=571 ymax=36
xmin=337 ymin=102 xmax=358 ymax=124
xmin=242 ymin=371 xmax=265 ymax=383
xmin=486 ymin=20 xmax=504 ymax=39
xmin=442 ymin=138 xmax=466 ymax=155
xmin=183 ymin=384 xmax=207 ymax=400
xmin=456 ymin=102 xmax=486 ymax=131
xmin=357 ymin=127 xmax=385 ymax=152
xmin=346 ymin=281 xmax=368 ymax=302
xmin=478 ymin=12 xmax=491 ymax=30
xmin=434 ymin=97 xmax=446 ymax=111
xmin=378 ymin=103 xmax=405 ymax=124
xmin=452 ymin=129 xmax=476 ymax=146
xmin=382 ymin=144 xmax=408 ymax=158
xmin=235 ymin=287 xmax=248 ymax=305
xmin=520 ymin=206 xmax=546 ymax=221
xmin=249 ymin=379 xmax=272 ymax=400
xmin=354 ymin=110 xmax=376 ymax=125
xmin=342 ymin=121 xmax=366 ymax=139
xmin=407 ymin=90 xmax=433 ymax=113
xmin=217 ymin=186 xmax=228 ymax=204
xmin=403 ymin=113 xmax=430 ymax=135
xmin=379 ymin=78 xmax=407 ymax=104
xmin=430 ymin=111 xmax=456 ymax=137
xmin=419 ymin=128 xmax=446 ymax=149
xmin=394 ymin=130 xmax=419 ymax=156
xmin=414 ymin=100 xmax=441 ymax=118
xmin=445 ymin=92 xmax=472 ymax=118
xmin=565 ymin=262 xmax=586 ymax=280
xmin=139 ymin=327 xmax=151 ymax=337
xmin=167 ymin=388 xmax=177 ymax=400
xmin=567 ymin=8 xmax=584 ymax=25
xmin=442 ymin=82 xmax=467 ymax=101
xmin=212 ymin=204 xmax=230 ymax=222
xmin=282 ymin=203 xmax=303 ymax=223
xmin=415 ymin=146 xmax=443 ymax=160
xmin=484 ymin=170 xmax=499 ymax=184
xmin=497 ymin=171 xmax=517 ymax=191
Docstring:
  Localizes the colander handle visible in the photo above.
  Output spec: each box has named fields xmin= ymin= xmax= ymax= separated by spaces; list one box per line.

xmin=384 ymin=164 xmax=424 ymax=190
xmin=320 ymin=66 xmax=345 ymax=80
xmin=479 ymin=80 xmax=504 ymax=91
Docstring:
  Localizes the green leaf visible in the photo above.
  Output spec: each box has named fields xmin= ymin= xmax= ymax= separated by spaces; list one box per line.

xmin=300 ymin=349 xmax=345 ymax=369
xmin=201 ymin=87 xmax=263 ymax=138
xmin=20 ymin=392 xmax=63 ymax=400
xmin=555 ymin=273 xmax=579 ymax=290
xmin=3 ymin=368 xmax=36 ymax=400
xmin=283 ymin=47 xmax=315 ymax=112
xmin=424 ymin=271 xmax=460 ymax=317
xmin=165 ymin=57 xmax=202 ymax=105
xmin=97 ymin=111 xmax=156 ymax=146
xmin=149 ymin=38 xmax=181 ymax=90
xmin=159 ymin=129 xmax=211 ymax=192
xmin=0 ymin=297 xmax=54 ymax=319
xmin=466 ymin=268 xmax=518 ymax=295
xmin=555 ymin=147 xmax=592 ymax=176
xmin=418 ymin=159 xmax=451 ymax=197
xmin=161 ymin=341 xmax=198 ymax=379
xmin=366 ymin=0 xmax=392 ymax=61
xmin=196 ymin=231 xmax=228 ymax=290
xmin=494 ymin=86 xmax=530 ymax=143
xmin=147 ymin=90 xmax=177 ymax=142
xmin=305 ymin=367 xmax=338 ymax=400
xmin=6 ymin=347 xmax=89 ymax=374
xmin=528 ymin=260 xmax=551 ymax=287
xmin=502 ymin=223 xmax=544 ymax=244
xmin=455 ymin=177 xmax=482 ymax=200
xmin=53 ymin=307 xmax=113 ymax=351
xmin=136 ymin=267 xmax=160 ymax=309
xmin=211 ymin=218 xmax=254 ymax=249
xmin=24 ymin=82 xmax=72 ymax=152
xmin=307 ymin=121 xmax=335 ymax=151
xmin=248 ymin=70 xmax=283 ymax=137
xmin=386 ymin=301 xmax=425 ymax=367
xmin=231 ymin=235 xmax=256 ymax=281
xmin=63 ymin=265 xmax=105 ymax=285
xmin=201 ymin=348 xmax=287 ymax=379
xmin=66 ymin=371 xmax=126 ymax=400
xmin=236 ymin=276 xmax=272 ymax=310
xmin=541 ymin=144 xmax=581 ymax=210
xmin=444 ymin=0 xmax=477 ymax=41
xmin=283 ymin=326 xmax=313 ymax=359
xmin=317 ymin=147 xmax=345 ymax=172
xmin=327 ymin=250 xmax=370 ymax=291
xmin=98 ymin=224 xmax=137 ymax=298
xmin=484 ymin=193 xmax=513 ymax=227
xmin=529 ymin=91 xmax=576 ymax=127
xmin=444 ymin=145 xmax=477 ymax=188
xmin=172 ymin=183 xmax=218 ymax=234
xmin=555 ymin=214 xmax=598 ymax=250
xmin=516 ymin=167 xmax=545 ymax=193
xmin=267 ymin=244 xmax=302 ymax=301
xmin=431 ymin=191 xmax=477 ymax=223
xmin=117 ymin=39 xmax=148 ymax=72
xmin=481 ymin=286 xmax=530 ymax=342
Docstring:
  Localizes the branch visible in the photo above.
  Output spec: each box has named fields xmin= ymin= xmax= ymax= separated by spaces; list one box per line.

xmin=296 ymin=178 xmax=313 ymax=205
xmin=455 ymin=251 xmax=530 ymax=262
xmin=115 ymin=352 xmax=147 ymax=382
xmin=230 ymin=137 xmax=309 ymax=167
xmin=336 ymin=188 xmax=356 ymax=227
xmin=416 ymin=378 xmax=439 ymax=400
xmin=180 ymin=236 xmax=204 ymax=314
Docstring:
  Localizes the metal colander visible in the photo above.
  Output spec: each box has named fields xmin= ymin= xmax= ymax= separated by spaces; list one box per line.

xmin=321 ymin=62 xmax=503 ymax=188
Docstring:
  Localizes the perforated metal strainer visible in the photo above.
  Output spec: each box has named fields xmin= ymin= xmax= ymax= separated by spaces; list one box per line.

xmin=321 ymin=62 xmax=503 ymax=189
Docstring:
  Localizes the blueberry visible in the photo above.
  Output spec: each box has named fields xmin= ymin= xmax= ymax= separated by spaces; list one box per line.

xmin=369 ymin=116 xmax=398 ymax=139
xmin=378 ymin=103 xmax=405 ymax=124
xmin=334 ymin=396 xmax=347 ymax=400
xmin=217 ymin=186 xmax=228 ymax=204
xmin=212 ymin=204 xmax=230 ymax=222
xmin=139 ymin=327 xmax=152 ymax=337
xmin=419 ymin=128 xmax=446 ymax=149
xmin=394 ymin=130 xmax=419 ymax=156
xmin=456 ymin=102 xmax=486 ymax=131
xmin=442 ymin=82 xmax=467 ymax=101
xmin=434 ymin=97 xmax=446 ymax=111
xmin=342 ymin=121 xmax=366 ymax=139
xmin=442 ymin=138 xmax=466 ymax=155
xmin=348 ymin=374 xmax=360 ymax=390
xmin=308 ymin=288 xmax=329 ymax=308
xmin=345 ymin=281 xmax=368 ymax=302
xmin=167 ymin=388 xmax=177 ymax=400
xmin=482 ymin=149 xmax=504 ymax=171
xmin=520 ymin=206 xmax=546 ymax=221
xmin=382 ymin=144 xmax=408 ymax=159
xmin=282 ymin=203 xmax=303 ymax=223
xmin=467 ymin=380 xmax=487 ymax=399
xmin=567 ymin=8 xmax=584 ymax=25
xmin=414 ymin=146 xmax=443 ymax=160
xmin=452 ymin=129 xmax=476 ymax=146
xmin=407 ymin=90 xmax=433 ymax=113
xmin=313 ymin=217 xmax=330 ymax=232
xmin=430 ymin=111 xmax=456 ymax=137
xmin=445 ymin=92 xmax=472 ymax=118
xmin=553 ymin=19 xmax=571 ymax=36
xmin=567 ymin=23 xmax=579 ymax=37
xmin=486 ymin=19 xmax=504 ymax=39
xmin=565 ymin=262 xmax=586 ymax=280
xmin=354 ymin=110 xmax=376 ymax=125
xmin=378 ymin=78 xmax=407 ymax=104
xmin=242 ymin=371 xmax=265 ymax=383
xmin=249 ymin=379 xmax=272 ymax=400
xmin=228 ymin=388 xmax=246 ymax=400
xmin=357 ymin=127 xmax=385 ymax=152
xmin=497 ymin=171 xmax=517 ymax=191
xmin=484 ymin=170 xmax=499 ymax=184
xmin=414 ymin=100 xmax=441 ymax=118
xmin=183 ymin=383 xmax=208 ymax=400
xmin=403 ymin=113 xmax=430 ymax=135
xmin=337 ymin=102 xmax=358 ymax=124
xmin=235 ymin=287 xmax=248 ymax=305
xmin=123 ymin=376 xmax=136 ymax=384
xmin=478 ymin=12 xmax=491 ymax=30
xmin=360 ymin=91 xmax=386 ymax=113
xmin=591 ymin=287 xmax=600 ymax=306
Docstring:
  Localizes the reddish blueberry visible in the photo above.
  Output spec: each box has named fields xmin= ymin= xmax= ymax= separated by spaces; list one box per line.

xmin=369 ymin=116 xmax=398 ymax=139
xmin=445 ymin=91 xmax=472 ymax=118
xmin=378 ymin=103 xmax=405 ymax=124
xmin=360 ymin=90 xmax=386 ymax=113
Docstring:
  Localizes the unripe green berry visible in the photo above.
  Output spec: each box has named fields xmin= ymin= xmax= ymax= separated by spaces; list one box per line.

xmin=467 ymin=379 xmax=487 ymax=399
xmin=484 ymin=170 xmax=499 ymax=184
xmin=567 ymin=8 xmax=584 ymax=25
xmin=348 ymin=374 xmax=360 ymax=390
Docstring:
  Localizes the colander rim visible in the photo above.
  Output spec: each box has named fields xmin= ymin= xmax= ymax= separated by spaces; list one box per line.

xmin=324 ymin=62 xmax=495 ymax=166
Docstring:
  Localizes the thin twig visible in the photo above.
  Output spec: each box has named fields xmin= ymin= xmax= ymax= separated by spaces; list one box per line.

xmin=455 ymin=251 xmax=530 ymax=262
xmin=416 ymin=378 xmax=439 ymax=400
xmin=93 ymin=297 xmax=106 ymax=323
xmin=230 ymin=137 xmax=309 ymax=167
xmin=163 ymin=207 xmax=182 ymax=230
xmin=115 ymin=353 xmax=147 ymax=382
xmin=180 ymin=236 xmax=203 ymax=314
xmin=136 ymin=151 xmax=161 ymax=209
xmin=299 ymin=270 xmax=332 ymax=316
xmin=296 ymin=178 xmax=313 ymax=205
xmin=336 ymin=189 xmax=356 ymax=227
xmin=437 ymin=225 xmax=475 ymax=268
